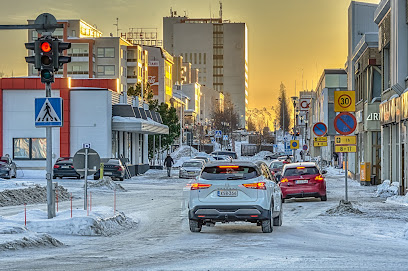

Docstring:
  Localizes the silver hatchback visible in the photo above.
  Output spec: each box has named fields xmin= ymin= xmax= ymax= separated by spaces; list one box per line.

xmin=188 ymin=161 xmax=283 ymax=233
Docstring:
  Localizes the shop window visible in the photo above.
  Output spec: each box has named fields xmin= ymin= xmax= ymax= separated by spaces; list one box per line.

xmin=13 ymin=138 xmax=46 ymax=160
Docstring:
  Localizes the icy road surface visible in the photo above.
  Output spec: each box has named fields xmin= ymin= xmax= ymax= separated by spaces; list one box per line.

xmin=1 ymin=168 xmax=408 ymax=270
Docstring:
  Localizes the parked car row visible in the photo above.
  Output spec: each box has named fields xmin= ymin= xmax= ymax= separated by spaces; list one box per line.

xmin=53 ymin=157 xmax=125 ymax=181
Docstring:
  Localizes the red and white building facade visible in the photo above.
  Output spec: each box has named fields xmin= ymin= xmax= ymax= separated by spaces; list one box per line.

xmin=0 ymin=77 xmax=168 ymax=170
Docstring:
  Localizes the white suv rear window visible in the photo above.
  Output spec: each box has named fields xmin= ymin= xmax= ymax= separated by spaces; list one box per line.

xmin=201 ymin=166 xmax=259 ymax=180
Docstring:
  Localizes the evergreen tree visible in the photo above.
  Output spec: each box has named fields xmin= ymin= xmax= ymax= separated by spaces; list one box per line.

xmin=274 ymin=82 xmax=291 ymax=132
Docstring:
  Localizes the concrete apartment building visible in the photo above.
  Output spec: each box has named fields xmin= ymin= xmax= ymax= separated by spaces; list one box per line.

xmin=163 ymin=14 xmax=249 ymax=128
xmin=27 ymin=19 xmax=148 ymax=99
xmin=143 ymin=46 xmax=174 ymax=104
xmin=309 ymin=70 xmax=347 ymax=162
xmin=375 ymin=0 xmax=408 ymax=194
xmin=345 ymin=1 xmax=380 ymax=181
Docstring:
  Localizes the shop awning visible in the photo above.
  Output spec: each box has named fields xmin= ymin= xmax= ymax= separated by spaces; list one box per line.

xmin=112 ymin=116 xmax=169 ymax=135
xmin=112 ymin=104 xmax=168 ymax=134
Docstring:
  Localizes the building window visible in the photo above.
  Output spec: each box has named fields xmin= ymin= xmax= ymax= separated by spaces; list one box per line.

xmin=97 ymin=65 xmax=115 ymax=76
xmin=204 ymin=53 xmax=206 ymax=65
xmin=199 ymin=53 xmax=202 ymax=64
xmin=97 ymin=47 xmax=115 ymax=58
xmin=13 ymin=138 xmax=46 ymax=160
xmin=194 ymin=53 xmax=197 ymax=64
xmin=190 ymin=53 xmax=192 ymax=63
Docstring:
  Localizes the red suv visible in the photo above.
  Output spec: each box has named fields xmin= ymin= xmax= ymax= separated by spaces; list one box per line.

xmin=279 ymin=162 xmax=327 ymax=202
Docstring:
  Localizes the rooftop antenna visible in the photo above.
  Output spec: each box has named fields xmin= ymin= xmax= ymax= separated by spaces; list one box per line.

xmin=170 ymin=7 xmax=173 ymax=17
xmin=210 ymin=3 xmax=212 ymax=21
xmin=113 ymin=18 xmax=121 ymax=37
xmin=302 ymin=69 xmax=304 ymax=90
xmin=219 ymin=1 xmax=223 ymax=19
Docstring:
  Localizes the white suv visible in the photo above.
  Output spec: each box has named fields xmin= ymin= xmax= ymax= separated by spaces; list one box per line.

xmin=188 ymin=161 xmax=283 ymax=233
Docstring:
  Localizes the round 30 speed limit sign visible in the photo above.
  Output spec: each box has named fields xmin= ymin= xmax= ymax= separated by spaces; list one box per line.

xmin=334 ymin=91 xmax=356 ymax=112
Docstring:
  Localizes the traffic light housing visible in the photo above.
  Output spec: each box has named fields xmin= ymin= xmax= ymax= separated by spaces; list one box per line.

xmin=25 ymin=40 xmax=41 ymax=70
xmin=52 ymin=40 xmax=71 ymax=71
xmin=39 ymin=37 xmax=54 ymax=83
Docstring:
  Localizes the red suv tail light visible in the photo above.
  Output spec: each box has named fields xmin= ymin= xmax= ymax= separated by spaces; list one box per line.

xmin=53 ymin=165 xmax=60 ymax=169
xmin=315 ymin=175 xmax=324 ymax=181
xmin=191 ymin=183 xmax=212 ymax=190
xmin=116 ymin=166 xmax=123 ymax=171
xmin=243 ymin=182 xmax=266 ymax=190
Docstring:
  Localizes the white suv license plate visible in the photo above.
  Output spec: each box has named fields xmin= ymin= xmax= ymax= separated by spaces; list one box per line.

xmin=296 ymin=180 xmax=308 ymax=184
xmin=217 ymin=190 xmax=238 ymax=197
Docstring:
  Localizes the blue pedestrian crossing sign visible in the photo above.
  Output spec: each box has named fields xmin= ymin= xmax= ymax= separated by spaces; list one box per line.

xmin=35 ymin=98 xmax=63 ymax=127
xmin=214 ymin=130 xmax=222 ymax=138
xmin=223 ymin=135 xmax=228 ymax=141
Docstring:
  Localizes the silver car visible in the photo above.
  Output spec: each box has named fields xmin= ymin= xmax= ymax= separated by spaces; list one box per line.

xmin=179 ymin=160 xmax=205 ymax=178
xmin=188 ymin=160 xmax=283 ymax=233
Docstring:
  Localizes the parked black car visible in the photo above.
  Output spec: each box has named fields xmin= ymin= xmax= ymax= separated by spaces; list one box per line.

xmin=94 ymin=158 xmax=126 ymax=181
xmin=210 ymin=151 xmax=238 ymax=159
xmin=53 ymin=157 xmax=81 ymax=179
xmin=0 ymin=156 xmax=17 ymax=179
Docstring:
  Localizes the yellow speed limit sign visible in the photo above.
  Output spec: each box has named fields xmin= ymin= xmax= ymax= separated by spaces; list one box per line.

xmin=334 ymin=91 xmax=355 ymax=112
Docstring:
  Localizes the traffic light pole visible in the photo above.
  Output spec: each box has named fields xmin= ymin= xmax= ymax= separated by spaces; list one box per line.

xmin=45 ymin=82 xmax=55 ymax=219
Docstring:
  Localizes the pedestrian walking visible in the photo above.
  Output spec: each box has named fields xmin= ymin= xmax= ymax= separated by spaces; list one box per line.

xmin=333 ymin=152 xmax=339 ymax=168
xmin=164 ymin=154 xmax=174 ymax=177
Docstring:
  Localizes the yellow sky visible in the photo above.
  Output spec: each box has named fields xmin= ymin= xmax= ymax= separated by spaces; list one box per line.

xmin=0 ymin=0 xmax=379 ymax=109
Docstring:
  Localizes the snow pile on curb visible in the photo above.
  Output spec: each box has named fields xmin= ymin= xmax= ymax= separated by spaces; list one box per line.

xmin=253 ymin=151 xmax=273 ymax=159
xmin=325 ymin=200 xmax=363 ymax=215
xmin=171 ymin=145 xmax=199 ymax=160
xmin=0 ymin=233 xmax=64 ymax=251
xmin=376 ymin=180 xmax=399 ymax=198
xmin=89 ymin=177 xmax=126 ymax=192
xmin=385 ymin=194 xmax=408 ymax=206
xmin=2 ymin=207 xmax=137 ymax=237
xmin=0 ymin=185 xmax=70 ymax=207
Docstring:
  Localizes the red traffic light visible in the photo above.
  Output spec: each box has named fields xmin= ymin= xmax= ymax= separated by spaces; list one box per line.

xmin=41 ymin=42 xmax=51 ymax=52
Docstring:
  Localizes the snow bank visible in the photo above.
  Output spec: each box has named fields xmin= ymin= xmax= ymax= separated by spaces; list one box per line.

xmin=0 ymin=185 xmax=70 ymax=207
xmin=2 ymin=207 xmax=137 ymax=237
xmin=253 ymin=151 xmax=273 ymax=159
xmin=171 ymin=145 xmax=199 ymax=160
xmin=0 ymin=233 xmax=64 ymax=251
xmin=385 ymin=194 xmax=408 ymax=206
xmin=376 ymin=180 xmax=399 ymax=198
xmin=325 ymin=200 xmax=363 ymax=215
xmin=89 ymin=177 xmax=126 ymax=192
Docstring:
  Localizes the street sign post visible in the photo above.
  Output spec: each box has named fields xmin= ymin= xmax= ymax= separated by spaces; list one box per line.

xmin=334 ymin=91 xmax=356 ymax=112
xmin=214 ymin=130 xmax=222 ymax=138
xmin=334 ymin=112 xmax=357 ymax=135
xmin=35 ymin=98 xmax=63 ymax=127
xmin=335 ymin=136 xmax=357 ymax=145
xmin=223 ymin=135 xmax=228 ymax=141
xmin=314 ymin=136 xmax=327 ymax=142
xmin=335 ymin=145 xmax=357 ymax=152
xmin=73 ymin=148 xmax=100 ymax=210
xmin=290 ymin=140 xmax=299 ymax=149
xmin=313 ymin=122 xmax=327 ymax=137
xmin=314 ymin=141 xmax=328 ymax=147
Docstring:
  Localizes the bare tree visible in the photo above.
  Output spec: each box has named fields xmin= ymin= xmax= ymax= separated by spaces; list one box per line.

xmin=211 ymin=93 xmax=240 ymax=133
